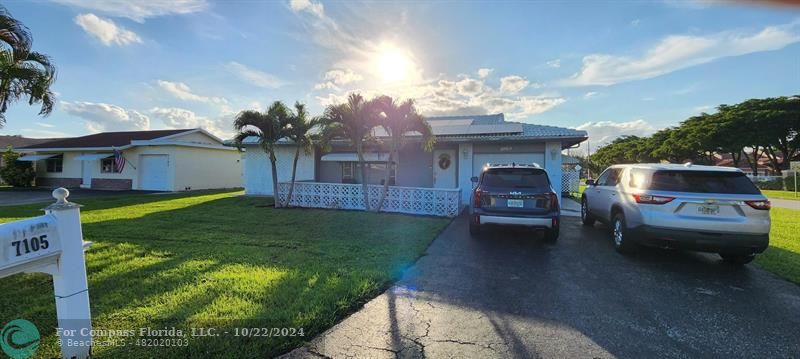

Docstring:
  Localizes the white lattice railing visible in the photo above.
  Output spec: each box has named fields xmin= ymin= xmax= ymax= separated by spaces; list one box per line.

xmin=561 ymin=169 xmax=580 ymax=193
xmin=277 ymin=182 xmax=461 ymax=217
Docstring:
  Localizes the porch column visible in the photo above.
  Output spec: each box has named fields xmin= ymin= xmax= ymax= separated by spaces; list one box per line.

xmin=545 ymin=141 xmax=562 ymax=206
xmin=458 ymin=143 xmax=473 ymax=205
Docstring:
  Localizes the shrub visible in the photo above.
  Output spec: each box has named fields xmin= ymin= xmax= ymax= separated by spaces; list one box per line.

xmin=753 ymin=178 xmax=784 ymax=190
xmin=0 ymin=146 xmax=36 ymax=187
xmin=785 ymin=172 xmax=798 ymax=192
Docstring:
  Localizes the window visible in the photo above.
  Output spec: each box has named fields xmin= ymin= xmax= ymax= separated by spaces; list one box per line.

xmin=481 ymin=168 xmax=550 ymax=189
xmin=46 ymin=155 xmax=63 ymax=173
xmin=342 ymin=162 xmax=354 ymax=181
xmin=101 ymin=157 xmax=120 ymax=173
xmin=647 ymin=170 xmax=760 ymax=194
xmin=595 ymin=169 xmax=611 ymax=186
xmin=605 ymin=168 xmax=623 ymax=186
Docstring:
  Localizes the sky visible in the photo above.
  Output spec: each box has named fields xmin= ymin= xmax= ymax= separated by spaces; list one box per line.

xmin=1 ymin=0 xmax=799 ymax=154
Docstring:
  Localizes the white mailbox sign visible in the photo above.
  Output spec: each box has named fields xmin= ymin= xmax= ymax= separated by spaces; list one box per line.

xmin=0 ymin=214 xmax=62 ymax=278
xmin=0 ymin=188 xmax=92 ymax=359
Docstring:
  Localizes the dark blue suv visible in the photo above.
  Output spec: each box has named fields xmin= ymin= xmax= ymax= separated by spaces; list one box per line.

xmin=469 ymin=164 xmax=560 ymax=242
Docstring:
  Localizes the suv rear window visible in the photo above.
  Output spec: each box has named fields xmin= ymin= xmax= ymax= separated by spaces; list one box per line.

xmin=481 ymin=168 xmax=550 ymax=189
xmin=631 ymin=169 xmax=760 ymax=194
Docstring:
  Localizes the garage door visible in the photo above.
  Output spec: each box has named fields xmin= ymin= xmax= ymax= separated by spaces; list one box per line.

xmin=473 ymin=153 xmax=545 ymax=176
xmin=140 ymin=155 xmax=171 ymax=191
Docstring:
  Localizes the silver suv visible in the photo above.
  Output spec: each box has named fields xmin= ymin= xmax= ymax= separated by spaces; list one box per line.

xmin=581 ymin=163 xmax=771 ymax=264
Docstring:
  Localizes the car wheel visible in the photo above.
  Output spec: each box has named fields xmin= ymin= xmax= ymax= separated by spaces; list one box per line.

xmin=469 ymin=220 xmax=481 ymax=236
xmin=581 ymin=197 xmax=595 ymax=226
xmin=544 ymin=226 xmax=559 ymax=243
xmin=719 ymin=252 xmax=755 ymax=265
xmin=612 ymin=212 xmax=635 ymax=254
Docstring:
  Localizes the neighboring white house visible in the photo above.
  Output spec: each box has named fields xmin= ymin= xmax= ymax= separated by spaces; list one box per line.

xmin=16 ymin=129 xmax=242 ymax=191
xmin=240 ymin=113 xmax=588 ymax=215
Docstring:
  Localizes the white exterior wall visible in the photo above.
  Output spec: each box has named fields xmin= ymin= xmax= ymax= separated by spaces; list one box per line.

xmin=245 ymin=145 xmax=316 ymax=195
xmin=35 ymin=152 xmax=83 ymax=179
xmin=544 ymin=141 xmax=562 ymax=205
xmin=457 ymin=143 xmax=474 ymax=205
xmin=173 ymin=147 xmax=241 ymax=190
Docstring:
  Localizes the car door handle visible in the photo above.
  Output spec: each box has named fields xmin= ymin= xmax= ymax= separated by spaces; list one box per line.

xmin=610 ymin=193 xmax=616 ymax=196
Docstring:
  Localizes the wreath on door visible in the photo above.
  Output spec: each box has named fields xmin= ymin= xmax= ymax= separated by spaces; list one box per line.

xmin=438 ymin=153 xmax=451 ymax=170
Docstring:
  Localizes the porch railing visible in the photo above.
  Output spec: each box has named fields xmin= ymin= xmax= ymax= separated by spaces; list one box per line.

xmin=277 ymin=182 xmax=461 ymax=217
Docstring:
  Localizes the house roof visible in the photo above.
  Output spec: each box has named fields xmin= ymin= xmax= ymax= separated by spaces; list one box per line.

xmin=245 ymin=113 xmax=587 ymax=148
xmin=0 ymin=135 xmax=55 ymax=149
xmin=19 ymin=129 xmax=194 ymax=150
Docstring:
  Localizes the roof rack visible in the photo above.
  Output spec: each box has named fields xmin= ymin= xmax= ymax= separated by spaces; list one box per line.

xmin=484 ymin=162 xmax=542 ymax=168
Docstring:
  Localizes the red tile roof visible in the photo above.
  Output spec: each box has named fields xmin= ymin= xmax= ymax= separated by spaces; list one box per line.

xmin=19 ymin=129 xmax=195 ymax=149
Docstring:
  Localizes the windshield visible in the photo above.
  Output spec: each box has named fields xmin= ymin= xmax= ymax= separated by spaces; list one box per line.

xmin=481 ymin=168 xmax=550 ymax=189
xmin=631 ymin=169 xmax=760 ymax=194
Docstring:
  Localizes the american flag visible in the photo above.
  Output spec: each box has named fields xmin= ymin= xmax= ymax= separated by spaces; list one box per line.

xmin=114 ymin=149 xmax=126 ymax=173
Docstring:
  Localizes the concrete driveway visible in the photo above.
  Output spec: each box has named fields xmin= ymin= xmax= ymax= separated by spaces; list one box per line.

xmin=0 ymin=188 xmax=144 ymax=206
xmin=285 ymin=214 xmax=800 ymax=358
xmin=770 ymin=198 xmax=800 ymax=210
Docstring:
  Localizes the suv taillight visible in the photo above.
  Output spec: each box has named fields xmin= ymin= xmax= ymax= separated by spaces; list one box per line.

xmin=633 ymin=194 xmax=674 ymax=204
xmin=474 ymin=189 xmax=484 ymax=208
xmin=745 ymin=200 xmax=771 ymax=210
xmin=547 ymin=192 xmax=558 ymax=210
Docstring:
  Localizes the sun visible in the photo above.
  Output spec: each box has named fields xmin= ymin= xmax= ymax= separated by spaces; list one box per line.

xmin=375 ymin=45 xmax=412 ymax=82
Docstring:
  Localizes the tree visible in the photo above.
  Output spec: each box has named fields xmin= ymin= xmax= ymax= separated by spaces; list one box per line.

xmin=733 ymin=96 xmax=800 ymax=174
xmin=282 ymin=102 xmax=320 ymax=207
xmin=233 ymin=102 xmax=291 ymax=206
xmin=0 ymin=5 xmax=56 ymax=127
xmin=319 ymin=93 xmax=381 ymax=211
xmin=590 ymin=135 xmax=650 ymax=171
xmin=0 ymin=146 xmax=35 ymax=186
xmin=373 ymin=96 xmax=434 ymax=212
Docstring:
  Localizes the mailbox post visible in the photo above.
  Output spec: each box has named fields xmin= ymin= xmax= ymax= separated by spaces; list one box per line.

xmin=47 ymin=188 xmax=92 ymax=359
xmin=0 ymin=188 xmax=92 ymax=359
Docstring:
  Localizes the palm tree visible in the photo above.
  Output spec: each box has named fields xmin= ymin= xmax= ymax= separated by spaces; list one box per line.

xmin=282 ymin=102 xmax=320 ymax=207
xmin=233 ymin=101 xmax=291 ymax=206
xmin=319 ymin=93 xmax=381 ymax=211
xmin=0 ymin=5 xmax=56 ymax=127
xmin=374 ymin=96 xmax=434 ymax=211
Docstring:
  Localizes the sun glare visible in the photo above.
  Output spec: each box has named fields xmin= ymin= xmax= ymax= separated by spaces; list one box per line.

xmin=375 ymin=45 xmax=412 ymax=82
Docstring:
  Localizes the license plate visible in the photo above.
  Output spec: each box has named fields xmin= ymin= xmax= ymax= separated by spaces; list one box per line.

xmin=697 ymin=205 xmax=719 ymax=215
xmin=507 ymin=199 xmax=524 ymax=208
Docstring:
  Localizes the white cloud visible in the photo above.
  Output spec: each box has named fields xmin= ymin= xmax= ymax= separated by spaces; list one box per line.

xmin=74 ymin=13 xmax=142 ymax=46
xmin=36 ymin=122 xmax=55 ymax=128
xmin=157 ymin=80 xmax=228 ymax=104
xmin=61 ymin=101 xmax=150 ymax=133
xmin=584 ymin=91 xmax=599 ymax=99
xmin=149 ymin=107 xmax=231 ymax=137
xmin=574 ymin=119 xmax=657 ymax=154
xmin=52 ymin=0 xmax=208 ymax=22
xmin=563 ymin=21 xmax=800 ymax=86
xmin=477 ymin=68 xmax=494 ymax=78
xmin=546 ymin=59 xmax=561 ymax=68
xmin=288 ymin=0 xmax=325 ymax=18
xmin=631 ymin=19 xmax=641 ymax=26
xmin=499 ymin=75 xmax=530 ymax=94
xmin=226 ymin=62 xmax=285 ymax=89
xmin=314 ymin=69 xmax=362 ymax=90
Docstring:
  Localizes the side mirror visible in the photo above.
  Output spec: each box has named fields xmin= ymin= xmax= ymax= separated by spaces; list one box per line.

xmin=585 ymin=179 xmax=595 ymax=186
xmin=470 ymin=176 xmax=479 ymax=183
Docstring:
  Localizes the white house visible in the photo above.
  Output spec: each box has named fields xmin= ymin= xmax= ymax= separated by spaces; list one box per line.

xmin=240 ymin=113 xmax=587 ymax=216
xmin=16 ymin=129 xmax=242 ymax=191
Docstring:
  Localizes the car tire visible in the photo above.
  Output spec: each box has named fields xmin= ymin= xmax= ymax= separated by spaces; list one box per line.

xmin=719 ymin=252 xmax=755 ymax=265
xmin=544 ymin=227 xmax=559 ymax=243
xmin=469 ymin=221 xmax=481 ymax=236
xmin=581 ymin=197 xmax=595 ymax=227
xmin=612 ymin=212 xmax=636 ymax=254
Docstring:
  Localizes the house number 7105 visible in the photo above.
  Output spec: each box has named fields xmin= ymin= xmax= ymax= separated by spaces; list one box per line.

xmin=11 ymin=235 xmax=50 ymax=257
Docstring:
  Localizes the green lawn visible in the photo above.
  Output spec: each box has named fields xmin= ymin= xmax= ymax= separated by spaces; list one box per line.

xmin=761 ymin=189 xmax=800 ymax=201
xmin=0 ymin=190 xmax=450 ymax=357
xmin=755 ymin=207 xmax=800 ymax=284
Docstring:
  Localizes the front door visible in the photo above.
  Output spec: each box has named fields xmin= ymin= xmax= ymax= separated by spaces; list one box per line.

xmin=81 ymin=157 xmax=92 ymax=189
xmin=433 ymin=149 xmax=457 ymax=188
